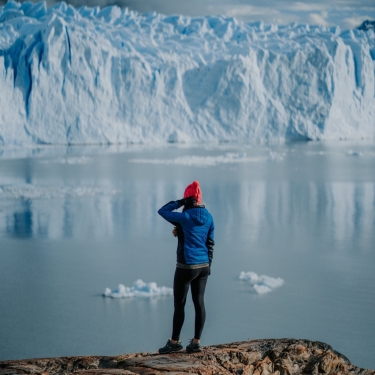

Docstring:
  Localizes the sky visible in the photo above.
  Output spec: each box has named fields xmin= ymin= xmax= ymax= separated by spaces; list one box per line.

xmin=2 ymin=0 xmax=375 ymax=29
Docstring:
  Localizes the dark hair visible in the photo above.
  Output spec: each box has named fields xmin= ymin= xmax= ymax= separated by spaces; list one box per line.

xmin=182 ymin=202 xmax=196 ymax=212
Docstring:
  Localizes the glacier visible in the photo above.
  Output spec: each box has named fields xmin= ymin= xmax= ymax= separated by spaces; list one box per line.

xmin=0 ymin=1 xmax=374 ymax=146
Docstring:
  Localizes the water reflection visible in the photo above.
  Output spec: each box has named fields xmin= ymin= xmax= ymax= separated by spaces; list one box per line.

xmin=1 ymin=180 xmax=374 ymax=248
xmin=10 ymin=199 xmax=33 ymax=238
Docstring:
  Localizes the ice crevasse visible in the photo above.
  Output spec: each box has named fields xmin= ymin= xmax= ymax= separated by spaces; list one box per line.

xmin=0 ymin=1 xmax=374 ymax=146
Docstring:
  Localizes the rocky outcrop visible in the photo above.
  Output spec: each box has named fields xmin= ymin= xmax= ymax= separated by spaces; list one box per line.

xmin=0 ymin=339 xmax=374 ymax=375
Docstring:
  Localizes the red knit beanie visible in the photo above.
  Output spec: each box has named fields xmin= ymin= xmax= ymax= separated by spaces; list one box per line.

xmin=183 ymin=181 xmax=202 ymax=204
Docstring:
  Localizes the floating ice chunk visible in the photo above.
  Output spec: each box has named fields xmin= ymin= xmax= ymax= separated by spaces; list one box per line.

xmin=239 ymin=271 xmax=284 ymax=294
xmin=50 ymin=157 xmax=91 ymax=164
xmin=253 ymin=284 xmax=272 ymax=294
xmin=268 ymin=152 xmax=286 ymax=161
xmin=130 ymin=152 xmax=273 ymax=167
xmin=129 ymin=152 xmax=284 ymax=167
xmin=346 ymin=150 xmax=364 ymax=156
xmin=0 ymin=184 xmax=118 ymax=199
xmin=103 ymin=279 xmax=173 ymax=298
xmin=239 ymin=271 xmax=262 ymax=283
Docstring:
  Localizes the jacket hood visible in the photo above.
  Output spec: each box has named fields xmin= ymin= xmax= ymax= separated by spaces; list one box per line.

xmin=186 ymin=206 xmax=209 ymax=226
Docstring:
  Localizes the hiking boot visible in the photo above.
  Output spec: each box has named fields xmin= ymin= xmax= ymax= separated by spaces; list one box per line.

xmin=186 ymin=339 xmax=202 ymax=353
xmin=158 ymin=339 xmax=183 ymax=354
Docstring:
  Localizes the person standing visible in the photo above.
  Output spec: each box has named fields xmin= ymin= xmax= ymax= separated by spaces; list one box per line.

xmin=157 ymin=181 xmax=215 ymax=354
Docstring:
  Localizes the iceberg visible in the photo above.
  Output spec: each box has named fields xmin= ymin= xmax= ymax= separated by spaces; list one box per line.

xmin=239 ymin=271 xmax=284 ymax=294
xmin=103 ymin=279 xmax=173 ymax=298
xmin=0 ymin=1 xmax=374 ymax=146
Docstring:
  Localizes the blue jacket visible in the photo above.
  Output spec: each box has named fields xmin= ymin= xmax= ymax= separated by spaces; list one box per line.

xmin=158 ymin=201 xmax=215 ymax=265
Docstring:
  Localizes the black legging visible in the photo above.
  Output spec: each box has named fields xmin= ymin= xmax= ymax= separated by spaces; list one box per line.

xmin=171 ymin=266 xmax=209 ymax=341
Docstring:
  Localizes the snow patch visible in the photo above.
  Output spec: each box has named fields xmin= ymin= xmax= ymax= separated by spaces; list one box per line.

xmin=239 ymin=271 xmax=284 ymax=294
xmin=103 ymin=279 xmax=173 ymax=298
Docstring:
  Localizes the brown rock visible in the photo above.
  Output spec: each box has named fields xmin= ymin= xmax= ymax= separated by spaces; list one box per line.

xmin=0 ymin=339 xmax=373 ymax=375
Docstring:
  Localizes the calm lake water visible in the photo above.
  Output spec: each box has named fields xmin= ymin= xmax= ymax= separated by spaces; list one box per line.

xmin=0 ymin=142 xmax=374 ymax=369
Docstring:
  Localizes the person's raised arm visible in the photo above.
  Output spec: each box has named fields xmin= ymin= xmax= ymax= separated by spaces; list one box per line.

xmin=157 ymin=197 xmax=197 ymax=224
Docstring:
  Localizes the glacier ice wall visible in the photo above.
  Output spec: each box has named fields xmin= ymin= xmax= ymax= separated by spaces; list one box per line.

xmin=0 ymin=1 xmax=375 ymax=145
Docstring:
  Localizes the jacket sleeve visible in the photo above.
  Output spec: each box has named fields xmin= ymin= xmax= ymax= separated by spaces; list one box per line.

xmin=206 ymin=220 xmax=215 ymax=264
xmin=158 ymin=201 xmax=185 ymax=225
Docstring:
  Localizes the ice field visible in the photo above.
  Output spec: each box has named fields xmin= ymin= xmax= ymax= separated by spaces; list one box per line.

xmin=0 ymin=1 xmax=375 ymax=145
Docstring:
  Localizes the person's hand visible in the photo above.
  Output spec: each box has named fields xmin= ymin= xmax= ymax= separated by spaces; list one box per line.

xmin=177 ymin=196 xmax=197 ymax=208
xmin=172 ymin=227 xmax=178 ymax=237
